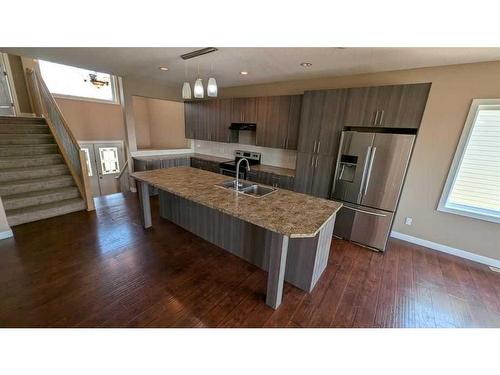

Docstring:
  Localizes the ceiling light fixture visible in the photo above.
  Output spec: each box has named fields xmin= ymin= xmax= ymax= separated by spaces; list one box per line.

xmin=207 ymin=77 xmax=218 ymax=97
xmin=240 ymin=71 xmax=249 ymax=75
xmin=181 ymin=47 xmax=218 ymax=60
xmin=158 ymin=66 xmax=169 ymax=71
xmin=182 ymin=82 xmax=192 ymax=100
xmin=300 ymin=62 xmax=312 ymax=67
xmin=194 ymin=78 xmax=204 ymax=99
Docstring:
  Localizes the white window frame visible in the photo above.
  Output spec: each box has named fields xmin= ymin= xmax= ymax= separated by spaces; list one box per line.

xmin=37 ymin=59 xmax=120 ymax=105
xmin=437 ymin=98 xmax=500 ymax=224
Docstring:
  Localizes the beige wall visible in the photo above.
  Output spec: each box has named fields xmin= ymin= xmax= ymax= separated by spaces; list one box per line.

xmin=132 ymin=96 xmax=151 ymax=148
xmin=55 ymin=97 xmax=126 ymax=141
xmin=222 ymin=60 xmax=500 ymax=261
xmin=131 ymin=96 xmax=188 ymax=150
xmin=7 ymin=54 xmax=32 ymax=113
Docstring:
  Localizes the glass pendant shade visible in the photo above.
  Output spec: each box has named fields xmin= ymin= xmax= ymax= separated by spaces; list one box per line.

xmin=193 ymin=78 xmax=204 ymax=98
xmin=182 ymin=82 xmax=192 ymax=99
xmin=207 ymin=77 xmax=218 ymax=97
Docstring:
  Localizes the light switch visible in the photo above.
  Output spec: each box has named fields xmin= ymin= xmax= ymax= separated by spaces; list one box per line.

xmin=404 ymin=217 xmax=413 ymax=226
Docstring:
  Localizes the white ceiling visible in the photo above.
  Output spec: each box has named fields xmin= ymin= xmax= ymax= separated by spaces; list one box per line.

xmin=4 ymin=47 xmax=500 ymax=88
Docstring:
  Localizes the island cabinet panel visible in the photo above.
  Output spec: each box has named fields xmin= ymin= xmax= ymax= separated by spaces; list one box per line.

xmin=133 ymin=156 xmax=190 ymax=196
xmin=159 ymin=190 xmax=334 ymax=292
xmin=247 ymin=170 xmax=295 ymax=190
xmin=342 ymin=83 xmax=431 ymax=128
xmin=255 ymin=95 xmax=302 ymax=150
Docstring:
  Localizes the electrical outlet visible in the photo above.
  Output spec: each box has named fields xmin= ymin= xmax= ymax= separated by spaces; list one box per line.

xmin=404 ymin=217 xmax=413 ymax=226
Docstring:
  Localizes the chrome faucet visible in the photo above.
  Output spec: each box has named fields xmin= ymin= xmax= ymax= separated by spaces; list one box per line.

xmin=235 ymin=158 xmax=250 ymax=192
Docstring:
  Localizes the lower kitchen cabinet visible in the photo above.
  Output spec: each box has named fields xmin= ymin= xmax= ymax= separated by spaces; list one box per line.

xmin=190 ymin=157 xmax=220 ymax=173
xmin=294 ymin=152 xmax=335 ymax=199
xmin=247 ymin=170 xmax=295 ymax=190
xmin=133 ymin=156 xmax=190 ymax=195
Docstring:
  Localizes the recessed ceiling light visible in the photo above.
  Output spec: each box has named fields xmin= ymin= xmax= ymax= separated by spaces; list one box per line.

xmin=300 ymin=62 xmax=312 ymax=67
xmin=159 ymin=66 xmax=169 ymax=71
xmin=240 ymin=71 xmax=249 ymax=75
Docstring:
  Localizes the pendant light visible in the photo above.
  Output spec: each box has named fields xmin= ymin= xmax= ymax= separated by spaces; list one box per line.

xmin=181 ymin=62 xmax=192 ymax=99
xmin=207 ymin=77 xmax=217 ymax=97
xmin=194 ymin=78 xmax=204 ymax=98
xmin=193 ymin=64 xmax=204 ymax=98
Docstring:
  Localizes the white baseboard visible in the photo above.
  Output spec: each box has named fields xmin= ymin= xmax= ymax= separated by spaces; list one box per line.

xmin=0 ymin=229 xmax=13 ymax=240
xmin=390 ymin=231 xmax=500 ymax=268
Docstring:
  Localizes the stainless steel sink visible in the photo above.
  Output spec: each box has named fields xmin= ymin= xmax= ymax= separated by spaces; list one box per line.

xmin=216 ymin=179 xmax=277 ymax=198
xmin=218 ymin=179 xmax=255 ymax=190
xmin=241 ymin=184 xmax=277 ymax=197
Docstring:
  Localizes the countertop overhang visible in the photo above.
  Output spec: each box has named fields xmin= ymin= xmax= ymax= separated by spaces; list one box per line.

xmin=131 ymin=167 xmax=342 ymax=238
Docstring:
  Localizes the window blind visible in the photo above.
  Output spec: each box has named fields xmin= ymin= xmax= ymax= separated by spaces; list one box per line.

xmin=446 ymin=108 xmax=500 ymax=217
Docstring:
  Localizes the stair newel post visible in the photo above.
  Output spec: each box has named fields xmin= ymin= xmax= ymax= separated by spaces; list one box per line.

xmin=79 ymin=149 xmax=95 ymax=211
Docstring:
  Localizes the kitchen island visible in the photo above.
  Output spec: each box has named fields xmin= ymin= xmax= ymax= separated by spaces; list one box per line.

xmin=131 ymin=167 xmax=342 ymax=309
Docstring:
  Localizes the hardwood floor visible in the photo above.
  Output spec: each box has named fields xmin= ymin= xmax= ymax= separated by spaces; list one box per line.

xmin=1 ymin=192 xmax=499 ymax=328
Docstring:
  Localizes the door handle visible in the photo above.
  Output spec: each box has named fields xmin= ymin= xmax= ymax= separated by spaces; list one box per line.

xmin=310 ymin=155 xmax=315 ymax=167
xmin=313 ymin=140 xmax=317 ymax=153
xmin=363 ymin=147 xmax=376 ymax=196
xmin=342 ymin=205 xmax=388 ymax=217
xmin=373 ymin=111 xmax=379 ymax=126
xmin=358 ymin=146 xmax=373 ymax=202
xmin=317 ymin=141 xmax=321 ymax=154
xmin=378 ymin=110 xmax=384 ymax=126
xmin=315 ymin=155 xmax=319 ymax=168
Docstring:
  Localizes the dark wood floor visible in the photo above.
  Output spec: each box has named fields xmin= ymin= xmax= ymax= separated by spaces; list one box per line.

xmin=1 ymin=193 xmax=499 ymax=328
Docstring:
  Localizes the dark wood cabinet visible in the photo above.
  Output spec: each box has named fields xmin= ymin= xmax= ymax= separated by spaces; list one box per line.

xmin=294 ymin=153 xmax=335 ymax=198
xmin=247 ymin=170 xmax=295 ymax=190
xmin=255 ymin=95 xmax=302 ymax=150
xmin=231 ymin=97 xmax=257 ymax=124
xmin=343 ymin=83 xmax=430 ymax=128
xmin=190 ymin=157 xmax=220 ymax=173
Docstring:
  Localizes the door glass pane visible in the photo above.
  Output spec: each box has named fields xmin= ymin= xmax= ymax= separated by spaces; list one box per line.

xmin=99 ymin=147 xmax=120 ymax=174
xmin=81 ymin=148 xmax=93 ymax=176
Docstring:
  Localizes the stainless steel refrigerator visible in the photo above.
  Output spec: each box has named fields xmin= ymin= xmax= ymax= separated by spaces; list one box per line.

xmin=331 ymin=130 xmax=416 ymax=251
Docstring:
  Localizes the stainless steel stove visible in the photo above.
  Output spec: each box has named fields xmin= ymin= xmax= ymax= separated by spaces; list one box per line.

xmin=219 ymin=150 xmax=261 ymax=179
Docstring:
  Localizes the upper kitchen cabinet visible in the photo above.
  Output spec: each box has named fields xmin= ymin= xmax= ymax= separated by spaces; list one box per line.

xmin=343 ymin=83 xmax=431 ymax=128
xmin=231 ymin=97 xmax=258 ymax=124
xmin=255 ymin=95 xmax=302 ymax=150
xmin=185 ymin=99 xmax=233 ymax=142
xmin=297 ymin=89 xmax=348 ymax=156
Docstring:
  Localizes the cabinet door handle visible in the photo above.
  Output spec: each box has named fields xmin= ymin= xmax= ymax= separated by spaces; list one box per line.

xmin=373 ymin=110 xmax=379 ymax=126
xmin=310 ymin=155 xmax=315 ymax=167
xmin=315 ymin=155 xmax=319 ymax=168
xmin=313 ymin=140 xmax=317 ymax=153
xmin=378 ymin=110 xmax=384 ymax=126
xmin=317 ymin=141 xmax=321 ymax=154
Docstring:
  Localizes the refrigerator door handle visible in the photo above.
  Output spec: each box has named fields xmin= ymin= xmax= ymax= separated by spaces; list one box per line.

xmin=357 ymin=146 xmax=373 ymax=202
xmin=363 ymin=146 xmax=377 ymax=196
xmin=342 ymin=205 xmax=389 ymax=217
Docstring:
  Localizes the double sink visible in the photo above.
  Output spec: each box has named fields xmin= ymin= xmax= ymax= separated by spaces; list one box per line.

xmin=216 ymin=179 xmax=277 ymax=198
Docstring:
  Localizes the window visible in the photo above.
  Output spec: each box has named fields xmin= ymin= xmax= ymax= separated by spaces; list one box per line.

xmin=38 ymin=59 xmax=118 ymax=103
xmin=438 ymin=99 xmax=500 ymax=223
xmin=99 ymin=147 xmax=120 ymax=174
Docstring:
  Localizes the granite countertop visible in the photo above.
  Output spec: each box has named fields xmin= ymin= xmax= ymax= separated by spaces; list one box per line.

xmin=131 ymin=167 xmax=342 ymax=238
xmin=191 ymin=153 xmax=233 ymax=163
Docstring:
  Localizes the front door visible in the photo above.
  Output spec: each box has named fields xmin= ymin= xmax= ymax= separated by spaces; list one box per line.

xmin=0 ymin=55 xmax=16 ymax=116
xmin=80 ymin=141 xmax=125 ymax=197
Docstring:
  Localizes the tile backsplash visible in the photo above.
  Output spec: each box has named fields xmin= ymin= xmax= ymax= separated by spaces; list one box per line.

xmin=193 ymin=140 xmax=297 ymax=169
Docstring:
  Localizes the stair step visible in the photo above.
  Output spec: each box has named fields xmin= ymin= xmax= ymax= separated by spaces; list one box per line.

xmin=0 ymin=175 xmax=75 ymax=196
xmin=2 ymin=187 xmax=81 ymax=211
xmin=6 ymin=198 xmax=86 ymax=226
xmin=0 ymin=116 xmax=46 ymax=125
xmin=0 ymin=134 xmax=55 ymax=145
xmin=0 ymin=164 xmax=70 ymax=183
xmin=0 ymin=144 xmax=59 ymax=157
xmin=0 ymin=123 xmax=50 ymax=134
xmin=0 ymin=154 xmax=63 ymax=169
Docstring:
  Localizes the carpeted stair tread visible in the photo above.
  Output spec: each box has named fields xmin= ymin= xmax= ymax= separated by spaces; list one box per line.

xmin=5 ymin=198 xmax=86 ymax=226
xmin=2 ymin=187 xmax=80 ymax=211
xmin=0 ymin=133 xmax=55 ymax=145
xmin=0 ymin=175 xmax=75 ymax=196
xmin=0 ymin=154 xmax=63 ymax=168
xmin=0 ymin=163 xmax=70 ymax=182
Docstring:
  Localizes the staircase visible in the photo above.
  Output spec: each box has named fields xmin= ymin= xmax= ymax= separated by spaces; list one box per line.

xmin=0 ymin=116 xmax=85 ymax=226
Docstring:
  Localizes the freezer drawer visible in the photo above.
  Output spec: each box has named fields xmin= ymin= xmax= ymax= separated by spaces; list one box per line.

xmin=333 ymin=203 xmax=394 ymax=251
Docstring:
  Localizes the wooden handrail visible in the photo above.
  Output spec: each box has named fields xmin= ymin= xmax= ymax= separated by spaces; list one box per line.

xmin=114 ymin=159 xmax=129 ymax=180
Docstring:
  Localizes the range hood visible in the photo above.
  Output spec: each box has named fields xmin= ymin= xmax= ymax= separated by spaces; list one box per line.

xmin=229 ymin=123 xmax=256 ymax=131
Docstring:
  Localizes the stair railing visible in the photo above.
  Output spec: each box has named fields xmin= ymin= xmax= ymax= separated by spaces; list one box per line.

xmin=25 ymin=68 xmax=95 ymax=211
xmin=114 ymin=159 xmax=130 ymax=193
